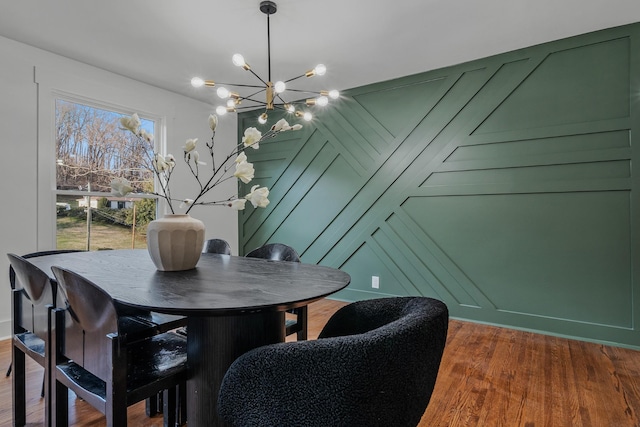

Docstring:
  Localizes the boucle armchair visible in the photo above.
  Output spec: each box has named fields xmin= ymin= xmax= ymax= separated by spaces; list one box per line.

xmin=217 ymin=296 xmax=449 ymax=427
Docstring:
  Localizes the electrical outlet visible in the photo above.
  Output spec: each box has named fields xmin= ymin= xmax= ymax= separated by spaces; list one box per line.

xmin=371 ymin=276 xmax=379 ymax=289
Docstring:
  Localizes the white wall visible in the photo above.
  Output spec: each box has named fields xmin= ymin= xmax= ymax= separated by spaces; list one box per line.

xmin=0 ymin=35 xmax=240 ymax=339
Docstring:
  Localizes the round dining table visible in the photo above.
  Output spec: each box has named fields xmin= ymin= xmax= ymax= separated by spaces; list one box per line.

xmin=29 ymin=249 xmax=351 ymax=426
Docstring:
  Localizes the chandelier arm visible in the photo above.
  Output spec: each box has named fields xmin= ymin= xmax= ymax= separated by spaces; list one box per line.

xmin=243 ymin=88 xmax=267 ymax=99
xmin=216 ymin=82 xmax=266 ymax=89
xmin=246 ymin=68 xmax=269 ymax=86
xmin=236 ymin=102 xmax=274 ymax=111
xmin=282 ymin=88 xmax=323 ymax=95
xmin=271 ymin=104 xmax=294 ymax=111
xmin=284 ymin=74 xmax=307 ymax=83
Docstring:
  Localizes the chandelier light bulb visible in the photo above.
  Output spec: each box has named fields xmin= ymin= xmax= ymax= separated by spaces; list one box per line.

xmin=232 ymin=54 xmax=246 ymax=67
xmin=217 ymin=87 xmax=230 ymax=99
xmin=226 ymin=99 xmax=236 ymax=107
xmin=191 ymin=77 xmax=205 ymax=88
xmin=303 ymin=112 xmax=313 ymax=121
xmin=314 ymin=64 xmax=327 ymax=76
xmin=274 ymin=81 xmax=286 ymax=93
xmin=216 ymin=106 xmax=228 ymax=115
xmin=258 ymin=113 xmax=268 ymax=124
xmin=317 ymin=96 xmax=329 ymax=106
xmin=285 ymin=104 xmax=295 ymax=113
xmin=328 ymin=90 xmax=339 ymax=99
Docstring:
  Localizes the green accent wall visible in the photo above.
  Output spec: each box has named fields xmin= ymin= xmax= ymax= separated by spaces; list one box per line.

xmin=239 ymin=23 xmax=640 ymax=348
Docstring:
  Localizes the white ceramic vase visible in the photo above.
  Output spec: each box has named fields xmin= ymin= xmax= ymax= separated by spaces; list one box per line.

xmin=146 ymin=214 xmax=205 ymax=271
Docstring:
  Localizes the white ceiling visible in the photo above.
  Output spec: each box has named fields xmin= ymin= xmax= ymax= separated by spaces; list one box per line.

xmin=1 ymin=0 xmax=639 ymax=105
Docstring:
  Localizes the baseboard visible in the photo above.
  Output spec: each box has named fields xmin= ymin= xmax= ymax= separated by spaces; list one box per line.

xmin=0 ymin=319 xmax=10 ymax=341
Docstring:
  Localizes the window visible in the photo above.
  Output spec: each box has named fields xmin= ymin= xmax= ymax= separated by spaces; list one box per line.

xmin=55 ymin=99 xmax=157 ymax=250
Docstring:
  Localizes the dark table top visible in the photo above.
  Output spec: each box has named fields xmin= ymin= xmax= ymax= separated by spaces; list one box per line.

xmin=29 ymin=249 xmax=351 ymax=316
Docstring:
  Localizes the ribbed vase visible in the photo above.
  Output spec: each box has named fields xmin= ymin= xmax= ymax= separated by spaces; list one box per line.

xmin=146 ymin=214 xmax=205 ymax=271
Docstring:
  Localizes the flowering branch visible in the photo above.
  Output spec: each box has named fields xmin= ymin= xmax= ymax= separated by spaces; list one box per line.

xmin=111 ymin=113 xmax=302 ymax=215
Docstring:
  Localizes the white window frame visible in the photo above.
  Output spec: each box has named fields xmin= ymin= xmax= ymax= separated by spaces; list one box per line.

xmin=36 ymin=66 xmax=168 ymax=249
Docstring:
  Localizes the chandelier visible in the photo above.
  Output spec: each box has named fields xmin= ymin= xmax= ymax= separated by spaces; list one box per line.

xmin=190 ymin=1 xmax=339 ymax=124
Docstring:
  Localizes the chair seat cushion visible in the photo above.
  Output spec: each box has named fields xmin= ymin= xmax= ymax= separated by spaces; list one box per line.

xmin=14 ymin=332 xmax=45 ymax=358
xmin=56 ymin=331 xmax=187 ymax=405
xmin=126 ymin=332 xmax=188 ymax=387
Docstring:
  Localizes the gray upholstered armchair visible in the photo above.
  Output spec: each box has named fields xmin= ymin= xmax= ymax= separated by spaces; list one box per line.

xmin=217 ymin=297 xmax=449 ymax=427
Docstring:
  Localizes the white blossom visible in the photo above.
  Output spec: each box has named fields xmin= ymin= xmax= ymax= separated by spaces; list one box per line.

xmin=165 ymin=154 xmax=176 ymax=169
xmin=153 ymin=154 xmax=170 ymax=172
xmin=272 ymin=118 xmax=291 ymax=132
xmin=191 ymin=151 xmax=206 ymax=166
xmin=183 ymin=138 xmax=198 ymax=153
xmin=110 ymin=177 xmax=133 ymax=197
xmin=242 ymin=127 xmax=262 ymax=149
xmin=229 ymin=199 xmax=247 ymax=210
xmin=235 ymin=152 xmax=248 ymax=164
xmin=208 ymin=114 xmax=218 ymax=131
xmin=179 ymin=199 xmax=194 ymax=209
xmin=234 ymin=160 xmax=255 ymax=184
xmin=119 ymin=113 xmax=141 ymax=134
xmin=245 ymin=185 xmax=270 ymax=208
xmin=139 ymin=129 xmax=154 ymax=143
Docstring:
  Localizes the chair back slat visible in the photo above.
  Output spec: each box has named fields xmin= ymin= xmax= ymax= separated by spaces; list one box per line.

xmin=203 ymin=238 xmax=232 ymax=255
xmin=245 ymin=243 xmax=300 ymax=262
xmin=7 ymin=253 xmax=56 ymax=340
xmin=52 ymin=266 xmax=119 ymax=381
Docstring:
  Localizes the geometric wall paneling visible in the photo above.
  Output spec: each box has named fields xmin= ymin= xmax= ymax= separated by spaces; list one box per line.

xmin=402 ymin=192 xmax=632 ymax=328
xmin=312 ymin=107 xmax=379 ymax=175
xmin=338 ymin=240 xmax=416 ymax=300
xmin=266 ymin=152 xmax=364 ymax=253
xmin=351 ymin=75 xmax=447 ymax=137
xmin=314 ymin=67 xmax=495 ymax=267
xmin=239 ymin=23 xmax=640 ymax=347
xmin=383 ymin=209 xmax=488 ymax=309
xmin=475 ymin=38 xmax=631 ymax=134
xmin=240 ymin=124 xmax=347 ymax=251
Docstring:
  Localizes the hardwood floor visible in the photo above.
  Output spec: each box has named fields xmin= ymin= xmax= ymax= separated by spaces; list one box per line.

xmin=1 ymin=298 xmax=640 ymax=426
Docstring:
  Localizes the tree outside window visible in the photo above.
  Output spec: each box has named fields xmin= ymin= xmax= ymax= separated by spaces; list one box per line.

xmin=55 ymin=99 xmax=158 ymax=250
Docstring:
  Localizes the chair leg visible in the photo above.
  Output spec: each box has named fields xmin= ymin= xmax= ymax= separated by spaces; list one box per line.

xmin=162 ymin=387 xmax=177 ymax=427
xmin=106 ymin=392 xmax=128 ymax=427
xmin=146 ymin=392 xmax=164 ymax=417
xmin=178 ymin=383 xmax=187 ymax=426
xmin=146 ymin=394 xmax=159 ymax=417
xmin=5 ymin=361 xmax=11 ymax=377
xmin=53 ymin=379 xmax=69 ymax=427
xmin=297 ymin=306 xmax=309 ymax=341
xmin=41 ymin=372 xmax=45 ymax=398
xmin=12 ymin=346 xmax=26 ymax=427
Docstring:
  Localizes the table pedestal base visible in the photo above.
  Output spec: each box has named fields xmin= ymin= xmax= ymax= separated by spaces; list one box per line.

xmin=187 ymin=311 xmax=285 ymax=426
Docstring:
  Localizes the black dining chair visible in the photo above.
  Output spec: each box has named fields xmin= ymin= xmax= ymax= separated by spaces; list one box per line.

xmin=203 ymin=238 xmax=232 ymax=255
xmin=7 ymin=249 xmax=185 ymax=422
xmin=245 ymin=243 xmax=307 ymax=340
xmin=50 ymin=266 xmax=188 ymax=427
xmin=7 ymin=252 xmax=72 ymax=427
xmin=217 ymin=297 xmax=449 ymax=427
xmin=7 ymin=249 xmax=86 ymax=427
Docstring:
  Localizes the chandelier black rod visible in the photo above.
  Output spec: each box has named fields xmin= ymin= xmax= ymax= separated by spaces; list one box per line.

xmin=243 ymin=88 xmax=267 ymax=100
xmin=282 ymin=88 xmax=323 ymax=95
xmin=267 ymin=11 xmax=272 ymax=83
xmin=216 ymin=82 xmax=265 ymax=89
xmin=284 ymin=74 xmax=307 ymax=83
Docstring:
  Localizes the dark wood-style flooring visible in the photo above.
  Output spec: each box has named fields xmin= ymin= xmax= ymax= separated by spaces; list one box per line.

xmin=1 ymin=298 xmax=639 ymax=426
